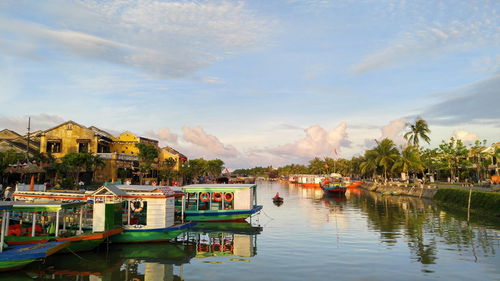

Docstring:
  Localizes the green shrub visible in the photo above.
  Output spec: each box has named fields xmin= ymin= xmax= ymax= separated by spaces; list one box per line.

xmin=434 ymin=188 xmax=500 ymax=215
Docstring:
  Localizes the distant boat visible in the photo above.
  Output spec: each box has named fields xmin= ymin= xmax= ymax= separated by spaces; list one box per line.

xmin=320 ymin=176 xmax=347 ymax=195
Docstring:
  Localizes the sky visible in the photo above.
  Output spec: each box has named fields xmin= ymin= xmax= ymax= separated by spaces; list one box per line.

xmin=0 ymin=0 xmax=499 ymax=169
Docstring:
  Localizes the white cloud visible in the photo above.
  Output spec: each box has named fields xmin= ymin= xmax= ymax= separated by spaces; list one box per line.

xmin=453 ymin=130 xmax=478 ymax=144
xmin=352 ymin=19 xmax=499 ymax=74
xmin=0 ymin=114 xmax=65 ymax=133
xmin=263 ymin=122 xmax=351 ymax=160
xmin=182 ymin=126 xmax=239 ymax=157
xmin=381 ymin=118 xmax=407 ymax=145
xmin=144 ymin=128 xmax=179 ymax=145
xmin=0 ymin=0 xmax=272 ymax=78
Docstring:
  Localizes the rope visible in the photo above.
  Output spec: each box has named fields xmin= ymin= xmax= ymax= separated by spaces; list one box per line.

xmin=66 ymin=245 xmax=89 ymax=261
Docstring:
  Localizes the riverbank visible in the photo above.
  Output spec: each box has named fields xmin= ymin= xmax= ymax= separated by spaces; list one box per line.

xmin=361 ymin=182 xmax=438 ymax=198
xmin=361 ymin=182 xmax=500 ymax=217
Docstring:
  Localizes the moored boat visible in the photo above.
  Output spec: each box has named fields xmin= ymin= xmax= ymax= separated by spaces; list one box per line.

xmin=320 ymin=176 xmax=347 ymax=195
xmin=0 ymin=203 xmax=70 ymax=271
xmin=13 ymin=184 xmax=194 ymax=243
xmin=91 ymin=184 xmax=194 ymax=243
xmin=5 ymin=202 xmax=123 ymax=253
xmin=180 ymin=184 xmax=262 ymax=222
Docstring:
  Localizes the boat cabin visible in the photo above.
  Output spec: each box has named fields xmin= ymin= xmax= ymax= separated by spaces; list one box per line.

xmin=5 ymin=201 xmax=121 ymax=239
xmin=91 ymin=184 xmax=185 ymax=231
xmin=180 ymin=184 xmax=258 ymax=212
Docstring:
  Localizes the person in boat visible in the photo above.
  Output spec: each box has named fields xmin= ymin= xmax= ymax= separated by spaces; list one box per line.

xmin=274 ymin=192 xmax=280 ymax=199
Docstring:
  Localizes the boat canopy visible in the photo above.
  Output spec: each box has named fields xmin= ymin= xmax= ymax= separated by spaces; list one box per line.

xmin=12 ymin=202 xmax=86 ymax=212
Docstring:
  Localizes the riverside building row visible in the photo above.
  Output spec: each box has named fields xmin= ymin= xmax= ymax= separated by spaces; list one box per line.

xmin=0 ymin=120 xmax=187 ymax=185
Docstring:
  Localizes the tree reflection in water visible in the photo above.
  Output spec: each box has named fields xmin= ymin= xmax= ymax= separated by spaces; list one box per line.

xmin=336 ymin=190 xmax=499 ymax=265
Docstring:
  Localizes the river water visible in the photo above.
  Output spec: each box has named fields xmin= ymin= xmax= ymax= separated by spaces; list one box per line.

xmin=2 ymin=181 xmax=499 ymax=280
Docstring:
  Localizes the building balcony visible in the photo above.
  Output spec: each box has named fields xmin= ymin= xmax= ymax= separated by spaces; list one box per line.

xmin=96 ymin=152 xmax=139 ymax=161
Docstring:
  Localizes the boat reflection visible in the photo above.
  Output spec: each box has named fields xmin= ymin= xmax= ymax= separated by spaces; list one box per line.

xmin=22 ymin=242 xmax=195 ymax=281
xmin=178 ymin=222 xmax=260 ymax=260
xmin=322 ymin=194 xmax=347 ymax=204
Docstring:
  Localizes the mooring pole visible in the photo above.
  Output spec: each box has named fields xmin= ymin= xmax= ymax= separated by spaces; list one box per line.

xmin=467 ymin=186 xmax=472 ymax=222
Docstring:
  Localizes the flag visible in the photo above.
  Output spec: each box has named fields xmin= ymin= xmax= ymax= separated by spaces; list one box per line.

xmin=333 ymin=148 xmax=338 ymax=155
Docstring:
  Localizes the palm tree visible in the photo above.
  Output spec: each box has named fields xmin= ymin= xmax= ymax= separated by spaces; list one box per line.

xmin=360 ymin=150 xmax=378 ymax=179
xmin=372 ymin=138 xmax=400 ymax=181
xmin=392 ymin=146 xmax=423 ymax=182
xmin=404 ymin=118 xmax=431 ymax=148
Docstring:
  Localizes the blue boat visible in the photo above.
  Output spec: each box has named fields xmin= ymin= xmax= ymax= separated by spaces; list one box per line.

xmin=320 ymin=177 xmax=347 ymax=195
xmin=0 ymin=241 xmax=70 ymax=271
xmin=0 ymin=203 xmax=69 ymax=271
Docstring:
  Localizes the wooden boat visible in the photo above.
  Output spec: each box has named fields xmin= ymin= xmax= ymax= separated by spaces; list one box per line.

xmin=4 ymin=202 xmax=123 ymax=253
xmin=91 ymin=185 xmax=194 ymax=243
xmin=0 ymin=241 xmax=70 ymax=272
xmin=297 ymin=175 xmax=324 ymax=188
xmin=13 ymin=185 xmax=194 ymax=243
xmin=320 ymin=177 xmax=347 ymax=195
xmin=0 ymin=203 xmax=70 ymax=271
xmin=180 ymin=184 xmax=263 ymax=222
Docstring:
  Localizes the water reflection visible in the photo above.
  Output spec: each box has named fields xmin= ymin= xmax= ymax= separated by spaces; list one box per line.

xmin=320 ymin=186 xmax=499 ymax=266
xmin=0 ymin=182 xmax=499 ymax=280
xmin=179 ymin=222 xmax=260 ymax=261
xmin=21 ymin=243 xmax=194 ymax=281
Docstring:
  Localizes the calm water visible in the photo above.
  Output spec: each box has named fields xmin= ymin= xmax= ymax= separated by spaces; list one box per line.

xmin=2 ymin=181 xmax=500 ymax=281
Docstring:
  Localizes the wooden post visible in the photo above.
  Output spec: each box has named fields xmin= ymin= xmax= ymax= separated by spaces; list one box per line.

xmin=0 ymin=210 xmax=6 ymax=253
xmin=127 ymin=200 xmax=131 ymax=225
xmin=63 ymin=212 xmax=66 ymax=231
xmin=181 ymin=195 xmax=185 ymax=224
xmin=5 ymin=212 xmax=10 ymax=237
xmin=55 ymin=211 xmax=60 ymax=237
xmin=79 ymin=206 xmax=83 ymax=233
xmin=31 ymin=212 xmax=36 ymax=237
xmin=467 ymin=186 xmax=473 ymax=222
xmin=196 ymin=193 xmax=199 ymax=210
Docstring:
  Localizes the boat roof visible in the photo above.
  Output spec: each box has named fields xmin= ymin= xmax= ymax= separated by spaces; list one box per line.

xmin=92 ymin=184 xmax=128 ymax=197
xmin=183 ymin=184 xmax=256 ymax=190
xmin=112 ymin=185 xmax=162 ymax=192
xmin=12 ymin=202 xmax=86 ymax=212
xmin=0 ymin=202 xmax=13 ymax=210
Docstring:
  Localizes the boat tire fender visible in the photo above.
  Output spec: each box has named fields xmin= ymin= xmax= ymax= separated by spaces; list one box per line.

xmin=224 ymin=192 xmax=234 ymax=202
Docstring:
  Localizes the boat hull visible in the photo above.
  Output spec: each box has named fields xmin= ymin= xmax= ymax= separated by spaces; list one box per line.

xmin=184 ymin=205 xmax=263 ymax=222
xmin=111 ymin=222 xmax=194 ymax=243
xmin=0 ymin=241 xmax=69 ymax=271
xmin=5 ymin=228 xmax=123 ymax=253
xmin=321 ymin=185 xmax=347 ymax=195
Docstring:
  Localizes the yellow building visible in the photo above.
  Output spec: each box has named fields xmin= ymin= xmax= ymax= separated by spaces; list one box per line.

xmin=159 ymin=146 xmax=187 ymax=171
xmin=36 ymin=121 xmax=187 ymax=184
xmin=112 ymin=131 xmax=158 ymax=156
xmin=40 ymin=121 xmax=113 ymax=156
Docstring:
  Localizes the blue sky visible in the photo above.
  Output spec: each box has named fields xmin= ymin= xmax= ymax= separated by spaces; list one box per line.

xmin=0 ymin=0 xmax=499 ymax=168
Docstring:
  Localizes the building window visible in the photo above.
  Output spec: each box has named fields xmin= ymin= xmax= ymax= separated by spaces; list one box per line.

xmin=97 ymin=143 xmax=110 ymax=153
xmin=47 ymin=141 xmax=61 ymax=153
xmin=78 ymin=142 xmax=89 ymax=153
xmin=66 ymin=124 xmax=73 ymax=130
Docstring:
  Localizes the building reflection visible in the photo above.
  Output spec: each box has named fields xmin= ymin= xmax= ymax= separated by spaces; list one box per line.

xmin=20 ymin=242 xmax=195 ymax=281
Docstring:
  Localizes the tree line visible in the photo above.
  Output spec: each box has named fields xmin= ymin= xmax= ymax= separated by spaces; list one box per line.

xmin=235 ymin=119 xmax=498 ymax=184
